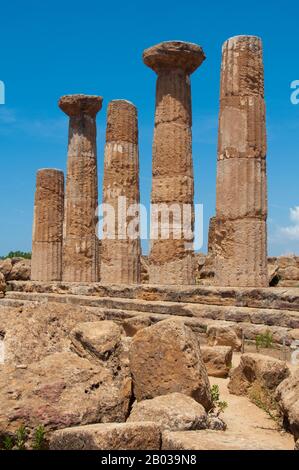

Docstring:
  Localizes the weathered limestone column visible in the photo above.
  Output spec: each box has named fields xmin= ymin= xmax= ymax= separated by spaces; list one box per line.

xmin=31 ymin=169 xmax=64 ymax=281
xmin=215 ymin=36 xmax=268 ymax=287
xmin=101 ymin=100 xmax=141 ymax=284
xmin=143 ymin=41 xmax=205 ymax=285
xmin=208 ymin=216 xmax=217 ymax=255
xmin=59 ymin=94 xmax=102 ymax=282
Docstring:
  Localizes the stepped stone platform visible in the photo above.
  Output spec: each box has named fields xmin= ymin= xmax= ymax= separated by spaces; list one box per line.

xmin=6 ymin=281 xmax=299 ymax=310
xmin=1 ymin=281 xmax=299 ymax=348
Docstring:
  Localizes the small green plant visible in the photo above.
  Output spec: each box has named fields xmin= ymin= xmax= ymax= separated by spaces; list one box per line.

xmin=249 ymin=383 xmax=282 ymax=426
xmin=2 ymin=435 xmax=14 ymax=450
xmin=210 ymin=384 xmax=228 ymax=417
xmin=211 ymin=384 xmax=220 ymax=403
xmin=15 ymin=425 xmax=27 ymax=450
xmin=255 ymin=331 xmax=273 ymax=350
xmin=1 ymin=424 xmax=47 ymax=450
xmin=32 ymin=425 xmax=46 ymax=450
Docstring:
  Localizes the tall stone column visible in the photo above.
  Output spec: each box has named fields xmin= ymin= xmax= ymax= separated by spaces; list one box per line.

xmin=215 ymin=36 xmax=268 ymax=287
xmin=208 ymin=216 xmax=217 ymax=255
xmin=31 ymin=169 xmax=64 ymax=281
xmin=59 ymin=94 xmax=102 ymax=282
xmin=143 ymin=41 xmax=205 ymax=285
xmin=101 ymin=100 xmax=141 ymax=284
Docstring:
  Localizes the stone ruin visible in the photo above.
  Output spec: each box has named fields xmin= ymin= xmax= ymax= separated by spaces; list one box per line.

xmin=28 ymin=37 xmax=269 ymax=289
xmin=0 ymin=36 xmax=298 ymax=451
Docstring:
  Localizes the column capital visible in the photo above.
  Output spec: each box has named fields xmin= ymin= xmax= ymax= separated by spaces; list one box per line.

xmin=143 ymin=41 xmax=205 ymax=75
xmin=58 ymin=94 xmax=103 ymax=117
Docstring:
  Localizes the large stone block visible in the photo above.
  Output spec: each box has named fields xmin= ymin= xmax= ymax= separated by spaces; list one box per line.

xmin=201 ymin=345 xmax=233 ymax=378
xmin=127 ymin=393 xmax=207 ymax=431
xmin=129 ymin=318 xmax=212 ymax=410
xmin=207 ymin=322 xmax=242 ymax=351
xmin=276 ymin=369 xmax=299 ymax=441
xmin=228 ymin=353 xmax=290 ymax=396
xmin=50 ymin=422 xmax=161 ymax=450
xmin=214 ymin=218 xmax=268 ymax=287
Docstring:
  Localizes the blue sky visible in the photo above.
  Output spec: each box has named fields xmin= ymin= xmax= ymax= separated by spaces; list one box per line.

xmin=0 ymin=0 xmax=298 ymax=256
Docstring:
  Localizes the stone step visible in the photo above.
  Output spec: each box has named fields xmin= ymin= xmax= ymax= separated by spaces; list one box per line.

xmin=7 ymin=280 xmax=299 ymax=312
xmin=4 ymin=290 xmax=299 ymax=329
xmin=0 ymin=292 xmax=296 ymax=347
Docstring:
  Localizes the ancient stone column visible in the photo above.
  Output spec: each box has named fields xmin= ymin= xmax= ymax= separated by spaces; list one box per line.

xmin=215 ymin=36 xmax=268 ymax=287
xmin=208 ymin=216 xmax=217 ymax=255
xmin=143 ymin=41 xmax=205 ymax=285
xmin=101 ymin=100 xmax=141 ymax=284
xmin=31 ymin=169 xmax=64 ymax=281
xmin=59 ymin=94 xmax=102 ymax=282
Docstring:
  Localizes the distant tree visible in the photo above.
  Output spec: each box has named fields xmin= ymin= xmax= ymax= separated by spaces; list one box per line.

xmin=0 ymin=251 xmax=32 ymax=260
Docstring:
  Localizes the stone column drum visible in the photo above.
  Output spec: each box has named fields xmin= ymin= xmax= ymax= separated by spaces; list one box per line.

xmin=31 ymin=169 xmax=64 ymax=281
xmin=208 ymin=216 xmax=217 ymax=256
xmin=215 ymin=36 xmax=268 ymax=287
xmin=59 ymin=94 xmax=102 ymax=282
xmin=143 ymin=41 xmax=206 ymax=285
xmin=101 ymin=100 xmax=141 ymax=284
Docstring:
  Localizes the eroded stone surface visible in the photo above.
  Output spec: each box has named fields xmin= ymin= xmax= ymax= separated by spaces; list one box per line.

xmin=0 ymin=273 xmax=5 ymax=297
xmin=144 ymin=41 xmax=205 ymax=285
xmin=31 ymin=169 xmax=64 ymax=281
xmin=127 ymin=393 xmax=207 ymax=431
xmin=0 ymin=304 xmax=132 ymax=436
xmin=0 ymin=352 xmax=132 ymax=436
xmin=207 ymin=322 xmax=242 ymax=351
xmin=129 ymin=318 xmax=212 ymax=410
xmin=50 ymin=422 xmax=161 ymax=450
xmin=228 ymin=353 xmax=290 ymax=396
xmin=101 ymin=100 xmax=141 ymax=284
xmin=215 ymin=36 xmax=268 ymax=287
xmin=201 ymin=345 xmax=233 ymax=378
xmin=276 ymin=368 xmax=299 ymax=441
xmin=59 ymin=94 xmax=102 ymax=283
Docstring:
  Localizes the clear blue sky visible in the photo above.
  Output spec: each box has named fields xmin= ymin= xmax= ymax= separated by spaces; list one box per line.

xmin=0 ymin=0 xmax=298 ymax=256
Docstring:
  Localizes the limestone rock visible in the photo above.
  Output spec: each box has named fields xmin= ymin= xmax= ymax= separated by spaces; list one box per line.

xmin=70 ymin=321 xmax=124 ymax=362
xmin=50 ymin=422 xmax=161 ymax=450
xmin=0 ymin=352 xmax=132 ymax=436
xmin=207 ymin=322 xmax=242 ymax=351
xmin=0 ymin=273 xmax=5 ymax=297
xmin=122 ymin=315 xmax=152 ymax=337
xmin=129 ymin=318 xmax=212 ymax=410
xmin=31 ymin=169 xmax=64 ymax=281
xmin=127 ymin=393 xmax=207 ymax=431
xmin=9 ymin=258 xmax=31 ymax=281
xmin=0 ymin=302 xmax=104 ymax=365
xmin=276 ymin=369 xmax=299 ymax=440
xmin=0 ymin=258 xmax=13 ymax=279
xmin=0 ymin=257 xmax=31 ymax=281
xmin=201 ymin=345 xmax=233 ymax=378
xmin=295 ymin=440 xmax=299 ymax=450
xmin=207 ymin=414 xmax=227 ymax=431
xmin=228 ymin=353 xmax=290 ymax=396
